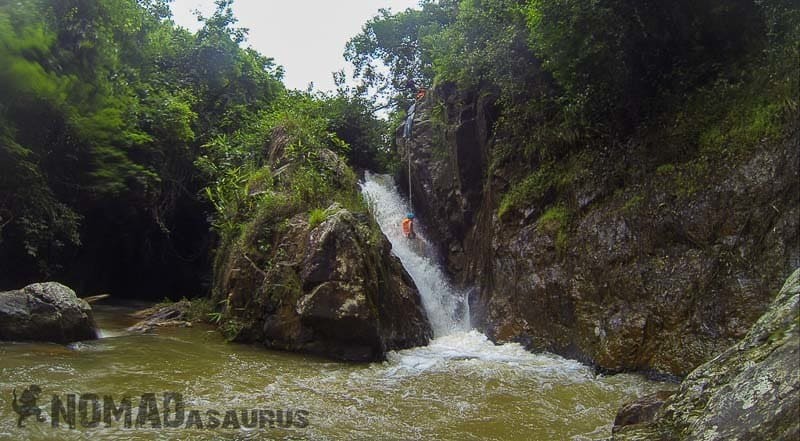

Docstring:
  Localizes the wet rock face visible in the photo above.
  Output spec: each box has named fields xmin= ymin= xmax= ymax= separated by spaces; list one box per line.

xmin=613 ymin=269 xmax=800 ymax=441
xmin=0 ymin=282 xmax=98 ymax=343
xmin=485 ymin=136 xmax=797 ymax=375
xmin=217 ymin=205 xmax=432 ymax=362
xmin=396 ymin=87 xmax=494 ymax=271
xmin=402 ymin=86 xmax=799 ymax=375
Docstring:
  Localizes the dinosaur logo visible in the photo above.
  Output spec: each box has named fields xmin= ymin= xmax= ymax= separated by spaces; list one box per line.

xmin=11 ymin=385 xmax=46 ymax=427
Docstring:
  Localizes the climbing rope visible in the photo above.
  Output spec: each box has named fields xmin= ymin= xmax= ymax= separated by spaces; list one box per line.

xmin=407 ymin=138 xmax=413 ymax=212
xmin=404 ymin=101 xmax=416 ymax=212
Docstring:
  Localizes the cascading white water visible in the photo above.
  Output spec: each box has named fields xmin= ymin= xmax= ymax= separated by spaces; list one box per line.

xmin=361 ymin=172 xmax=470 ymax=337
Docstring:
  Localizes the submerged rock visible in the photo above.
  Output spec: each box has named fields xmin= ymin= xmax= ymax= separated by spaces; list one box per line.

xmin=613 ymin=269 xmax=800 ymax=440
xmin=0 ymin=282 xmax=98 ymax=343
xmin=216 ymin=204 xmax=432 ymax=361
xmin=612 ymin=390 xmax=675 ymax=435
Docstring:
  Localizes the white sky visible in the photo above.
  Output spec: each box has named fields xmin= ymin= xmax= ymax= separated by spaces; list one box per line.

xmin=169 ymin=0 xmax=420 ymax=91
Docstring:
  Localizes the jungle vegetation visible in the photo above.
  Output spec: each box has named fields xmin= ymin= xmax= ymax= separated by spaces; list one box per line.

xmin=0 ymin=0 xmax=386 ymax=298
xmin=1 ymin=0 xmax=797 ymax=297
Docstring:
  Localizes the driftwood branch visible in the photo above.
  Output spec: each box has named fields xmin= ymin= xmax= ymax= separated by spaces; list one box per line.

xmin=242 ymin=253 xmax=269 ymax=279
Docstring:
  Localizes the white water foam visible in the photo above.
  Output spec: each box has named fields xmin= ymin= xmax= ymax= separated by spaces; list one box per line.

xmin=383 ymin=330 xmax=591 ymax=379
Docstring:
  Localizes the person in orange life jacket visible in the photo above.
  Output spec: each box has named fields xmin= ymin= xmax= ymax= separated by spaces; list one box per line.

xmin=401 ymin=213 xmax=416 ymax=239
xmin=405 ymin=78 xmax=426 ymax=101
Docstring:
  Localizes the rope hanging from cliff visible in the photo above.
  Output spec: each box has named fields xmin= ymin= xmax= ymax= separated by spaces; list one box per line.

xmin=408 ymin=139 xmax=413 ymax=212
xmin=404 ymin=101 xmax=417 ymax=212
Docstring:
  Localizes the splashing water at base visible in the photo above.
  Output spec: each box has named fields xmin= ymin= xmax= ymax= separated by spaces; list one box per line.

xmin=0 ymin=174 xmax=669 ymax=441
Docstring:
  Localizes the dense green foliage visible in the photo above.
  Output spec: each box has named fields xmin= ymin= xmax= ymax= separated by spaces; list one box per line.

xmin=347 ymin=0 xmax=799 ymax=218
xmin=345 ymin=1 xmax=458 ymax=110
xmin=0 ymin=0 xmax=386 ymax=298
xmin=3 ymin=0 xmax=796 ymax=298
xmin=200 ymin=90 xmax=373 ymax=251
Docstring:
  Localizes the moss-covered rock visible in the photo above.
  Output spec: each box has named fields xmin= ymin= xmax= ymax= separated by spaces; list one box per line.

xmin=211 ymin=123 xmax=433 ymax=361
xmin=215 ymin=203 xmax=432 ymax=361
xmin=613 ymin=269 xmax=800 ymax=440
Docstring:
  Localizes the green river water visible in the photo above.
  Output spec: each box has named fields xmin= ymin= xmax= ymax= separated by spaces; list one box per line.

xmin=0 ymin=303 xmax=665 ymax=441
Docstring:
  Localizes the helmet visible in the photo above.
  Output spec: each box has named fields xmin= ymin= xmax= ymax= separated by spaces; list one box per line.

xmin=406 ymin=213 xmax=415 ymax=219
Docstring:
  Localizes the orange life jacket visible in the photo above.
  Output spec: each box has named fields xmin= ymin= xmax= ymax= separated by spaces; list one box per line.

xmin=401 ymin=218 xmax=413 ymax=237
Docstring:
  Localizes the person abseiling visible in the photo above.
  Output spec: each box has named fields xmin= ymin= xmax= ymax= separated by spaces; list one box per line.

xmin=401 ymin=213 xmax=416 ymax=239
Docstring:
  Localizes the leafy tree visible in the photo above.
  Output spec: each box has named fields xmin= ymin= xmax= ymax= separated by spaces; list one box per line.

xmin=525 ymin=0 xmax=768 ymax=131
xmin=343 ymin=0 xmax=797 ymax=222
xmin=344 ymin=1 xmax=458 ymax=110
xmin=0 ymin=0 xmax=288 ymax=298
xmin=429 ymin=0 xmax=558 ymax=157
xmin=322 ymin=94 xmax=390 ymax=172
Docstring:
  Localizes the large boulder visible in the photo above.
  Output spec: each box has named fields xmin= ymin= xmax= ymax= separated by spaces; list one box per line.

xmin=216 ymin=204 xmax=432 ymax=361
xmin=612 ymin=268 xmax=799 ymax=440
xmin=0 ymin=282 xmax=98 ymax=343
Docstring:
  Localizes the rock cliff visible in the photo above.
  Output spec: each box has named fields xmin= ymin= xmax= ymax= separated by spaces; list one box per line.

xmin=399 ymin=86 xmax=799 ymax=375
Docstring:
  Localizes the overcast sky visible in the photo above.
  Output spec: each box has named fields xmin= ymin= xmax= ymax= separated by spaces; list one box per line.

xmin=170 ymin=0 xmax=419 ymax=91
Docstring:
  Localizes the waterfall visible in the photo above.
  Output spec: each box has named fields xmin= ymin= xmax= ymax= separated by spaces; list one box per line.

xmin=360 ymin=172 xmax=471 ymax=337
xmin=359 ymin=173 xmax=601 ymax=373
